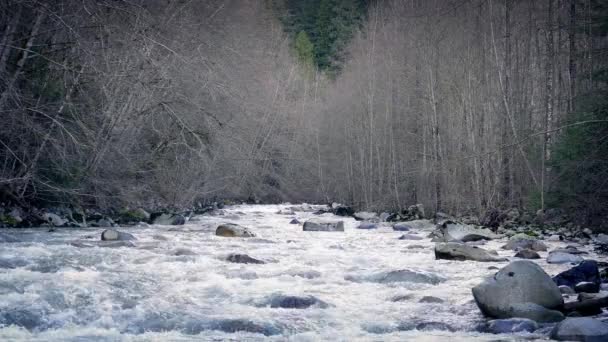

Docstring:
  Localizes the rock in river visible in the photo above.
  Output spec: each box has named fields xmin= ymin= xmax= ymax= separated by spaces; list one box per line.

xmin=226 ymin=253 xmax=265 ymax=264
xmin=553 ymin=260 xmax=601 ymax=293
xmin=547 ymin=251 xmax=584 ymax=264
xmin=472 ymin=260 xmax=564 ymax=322
xmin=303 ymin=219 xmax=344 ymax=232
xmin=267 ymin=294 xmax=328 ymax=309
xmin=431 ymin=222 xmax=499 ymax=242
xmin=153 ymin=213 xmax=186 ymax=226
xmin=346 ymin=269 xmax=445 ymax=285
xmin=435 ymin=242 xmax=508 ymax=262
xmin=216 ymin=224 xmax=256 ymax=237
xmin=502 ymin=233 xmax=548 ymax=252
xmin=514 ymin=249 xmax=541 ymax=259
xmin=101 ymin=229 xmax=136 ymax=241
xmin=485 ymin=318 xmax=539 ymax=334
xmin=550 ymin=317 xmax=608 ymax=341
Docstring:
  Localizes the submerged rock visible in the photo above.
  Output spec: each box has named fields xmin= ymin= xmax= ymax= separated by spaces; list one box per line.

xmin=419 ymin=296 xmax=444 ymax=303
xmin=435 ymin=242 xmax=508 ymax=262
xmin=346 ymin=269 xmax=445 ymax=285
xmin=472 ymin=260 xmax=564 ymax=322
xmin=353 ymin=211 xmax=378 ymax=221
xmin=101 ymin=229 xmax=136 ymax=241
xmin=267 ymin=294 xmax=328 ymax=309
xmin=303 ymin=219 xmax=344 ymax=232
xmin=226 ymin=253 xmax=265 ymax=264
xmin=216 ymin=223 xmax=256 ymax=237
xmin=289 ymin=218 xmax=300 ymax=224
xmin=398 ymin=234 xmax=424 ymax=240
xmin=553 ymin=260 xmax=601 ymax=293
xmin=357 ymin=222 xmax=378 ymax=229
xmin=502 ymin=234 xmax=548 ymax=252
xmin=208 ymin=318 xmax=280 ymax=336
xmin=485 ymin=318 xmax=538 ymax=334
xmin=550 ymin=317 xmax=608 ymax=341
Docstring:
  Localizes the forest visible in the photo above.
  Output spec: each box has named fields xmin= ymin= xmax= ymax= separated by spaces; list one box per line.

xmin=0 ymin=0 xmax=607 ymax=228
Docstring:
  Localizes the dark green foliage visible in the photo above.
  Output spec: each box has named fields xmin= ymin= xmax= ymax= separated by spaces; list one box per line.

xmin=276 ymin=0 xmax=368 ymax=73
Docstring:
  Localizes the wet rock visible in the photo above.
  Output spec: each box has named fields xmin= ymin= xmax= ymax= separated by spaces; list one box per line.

xmin=398 ymin=234 xmax=424 ymax=240
xmin=216 ymin=223 xmax=256 ymax=237
xmin=559 ymin=285 xmax=576 ymax=295
xmin=208 ymin=318 xmax=280 ymax=336
xmin=548 ymin=234 xmax=562 ymax=241
xmin=393 ymin=223 xmax=410 ymax=231
xmin=289 ymin=218 xmax=300 ymax=224
xmin=550 ymin=317 xmax=608 ymax=341
xmin=486 ymin=318 xmax=538 ymax=334
xmin=172 ymin=248 xmax=197 ymax=256
xmin=480 ymin=208 xmax=507 ymax=228
xmin=353 ymin=211 xmax=378 ymax=221
xmin=415 ymin=322 xmax=455 ymax=332
xmin=406 ymin=244 xmax=425 ymax=249
xmin=435 ymin=242 xmax=508 ymax=262
xmin=346 ymin=269 xmax=445 ymax=285
xmin=514 ymin=249 xmax=541 ymax=259
xmin=226 ymin=253 xmax=265 ymax=264
xmin=502 ymin=233 xmax=548 ymax=251
xmin=391 ymin=294 xmax=414 ymax=302
xmin=432 ymin=222 xmax=499 ymax=242
xmin=553 ymin=260 xmax=601 ymax=293
xmin=552 ymin=246 xmax=589 ymax=255
xmin=547 ymin=251 xmax=584 ymax=264
xmin=303 ymin=219 xmax=344 ymax=232
xmin=276 ymin=208 xmax=295 ymax=215
xmin=153 ymin=213 xmax=185 ymax=226
xmin=101 ymin=229 xmax=136 ymax=241
xmin=267 ymin=294 xmax=328 ymax=309
xmin=357 ymin=222 xmax=378 ymax=229
xmin=472 ymin=260 xmax=564 ymax=322
xmin=419 ymin=296 xmax=444 ymax=303
xmin=575 ymin=282 xmax=600 ymax=294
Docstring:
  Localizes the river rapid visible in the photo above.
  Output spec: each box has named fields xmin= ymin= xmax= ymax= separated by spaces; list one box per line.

xmin=0 ymin=204 xmax=599 ymax=341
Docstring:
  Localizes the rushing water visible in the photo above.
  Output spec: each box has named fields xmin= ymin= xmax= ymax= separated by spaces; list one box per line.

xmin=0 ymin=204 xmax=598 ymax=341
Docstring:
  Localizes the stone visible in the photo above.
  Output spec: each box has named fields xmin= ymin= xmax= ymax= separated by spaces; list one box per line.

xmin=289 ymin=219 xmax=300 ymax=224
xmin=42 ymin=212 xmax=67 ymax=227
xmin=553 ymin=260 xmax=601 ymax=293
xmin=514 ymin=249 xmax=541 ymax=259
xmin=172 ymin=248 xmax=197 ymax=256
xmin=415 ymin=322 xmax=455 ymax=332
xmin=472 ymin=260 xmax=564 ymax=321
xmin=267 ymin=294 xmax=328 ymax=309
xmin=502 ymin=234 xmax=548 ymax=251
xmin=93 ymin=218 xmax=113 ymax=227
xmin=486 ymin=318 xmax=539 ymax=334
xmin=215 ymin=223 xmax=256 ymax=237
xmin=303 ymin=219 xmax=344 ymax=232
xmin=393 ymin=223 xmax=410 ymax=231
xmin=559 ymin=285 xmax=576 ymax=295
xmin=399 ymin=234 xmax=424 ymax=240
xmin=226 ymin=253 xmax=265 ymax=264
xmin=547 ymin=252 xmax=584 ymax=264
xmin=435 ymin=242 xmax=508 ymax=262
xmin=548 ymin=234 xmax=562 ymax=241
xmin=346 ymin=269 xmax=445 ymax=285
xmin=353 ymin=211 xmax=378 ymax=221
xmin=153 ymin=213 xmax=185 ymax=226
xmin=357 ymin=222 xmax=378 ymax=229
xmin=550 ymin=317 xmax=608 ymax=341
xmin=419 ymin=296 xmax=444 ymax=303
xmin=432 ymin=222 xmax=500 ymax=242
xmin=101 ymin=229 xmax=136 ymax=241
xmin=575 ymin=282 xmax=600 ymax=294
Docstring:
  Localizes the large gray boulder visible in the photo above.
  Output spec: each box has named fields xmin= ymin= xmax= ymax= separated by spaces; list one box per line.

xmin=216 ymin=223 xmax=256 ymax=237
xmin=472 ymin=260 xmax=564 ymax=322
xmin=353 ymin=211 xmax=378 ymax=221
xmin=502 ymin=234 xmax=548 ymax=252
xmin=101 ymin=229 xmax=136 ymax=241
xmin=550 ymin=317 xmax=608 ymax=341
xmin=547 ymin=251 xmax=584 ymax=264
xmin=432 ymin=222 xmax=500 ymax=242
xmin=435 ymin=242 xmax=508 ymax=262
xmin=303 ymin=219 xmax=344 ymax=232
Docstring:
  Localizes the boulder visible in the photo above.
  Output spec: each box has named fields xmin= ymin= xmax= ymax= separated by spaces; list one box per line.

xmin=514 ymin=249 xmax=541 ymax=259
xmin=303 ymin=219 xmax=344 ymax=232
xmin=553 ymin=260 xmax=601 ymax=293
xmin=215 ymin=224 xmax=256 ymax=237
xmin=486 ymin=318 xmax=539 ymax=334
xmin=101 ymin=229 xmax=136 ymax=241
xmin=550 ymin=317 xmax=608 ymax=341
xmin=435 ymin=242 xmax=508 ymax=262
xmin=575 ymin=282 xmax=600 ymax=294
xmin=548 ymin=234 xmax=562 ymax=241
xmin=502 ymin=234 xmax=548 ymax=252
xmin=226 ymin=254 xmax=265 ymax=264
xmin=419 ymin=296 xmax=444 ymax=303
xmin=547 ymin=252 xmax=584 ymax=264
xmin=289 ymin=219 xmax=300 ymax=225
xmin=357 ymin=222 xmax=378 ymax=230
xmin=346 ymin=269 xmax=445 ymax=285
xmin=472 ymin=260 xmax=564 ymax=322
xmin=42 ymin=212 xmax=68 ymax=227
xmin=393 ymin=223 xmax=410 ymax=231
xmin=353 ymin=211 xmax=378 ymax=221
xmin=331 ymin=203 xmax=354 ymax=217
xmin=432 ymin=222 xmax=499 ymax=242
xmin=153 ymin=213 xmax=185 ymax=226
xmin=559 ymin=285 xmax=576 ymax=295
xmin=93 ymin=218 xmax=113 ymax=227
